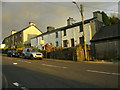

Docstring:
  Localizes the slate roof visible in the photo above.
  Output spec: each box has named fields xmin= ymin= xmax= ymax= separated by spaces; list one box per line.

xmin=91 ymin=23 xmax=120 ymax=42
xmin=31 ymin=17 xmax=96 ymax=39
xmin=3 ymin=25 xmax=42 ymax=41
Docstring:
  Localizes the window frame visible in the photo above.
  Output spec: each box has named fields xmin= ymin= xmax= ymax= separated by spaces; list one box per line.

xmin=56 ymin=41 xmax=59 ymax=47
xmin=56 ymin=32 xmax=58 ymax=38
xmin=79 ymin=36 xmax=84 ymax=44
xmin=63 ymin=29 xmax=66 ymax=36
xmin=79 ymin=25 xmax=83 ymax=32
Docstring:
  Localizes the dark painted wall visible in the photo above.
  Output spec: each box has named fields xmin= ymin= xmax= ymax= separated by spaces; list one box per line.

xmin=91 ymin=39 xmax=120 ymax=60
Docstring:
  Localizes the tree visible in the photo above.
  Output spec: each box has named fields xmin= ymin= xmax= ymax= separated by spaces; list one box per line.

xmin=110 ymin=16 xmax=120 ymax=24
xmin=101 ymin=11 xmax=111 ymax=26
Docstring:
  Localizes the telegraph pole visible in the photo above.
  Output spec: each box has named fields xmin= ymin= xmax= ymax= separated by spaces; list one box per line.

xmin=72 ymin=1 xmax=88 ymax=60
xmin=80 ymin=4 xmax=88 ymax=60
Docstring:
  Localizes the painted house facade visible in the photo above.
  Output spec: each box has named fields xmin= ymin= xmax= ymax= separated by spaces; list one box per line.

xmin=2 ymin=22 xmax=42 ymax=48
xmin=31 ymin=11 xmax=104 ymax=50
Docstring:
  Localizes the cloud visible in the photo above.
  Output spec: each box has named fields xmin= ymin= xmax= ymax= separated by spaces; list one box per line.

xmin=2 ymin=2 xmax=118 ymax=41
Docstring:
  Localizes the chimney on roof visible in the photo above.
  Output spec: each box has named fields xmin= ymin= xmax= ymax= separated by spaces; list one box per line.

xmin=47 ymin=26 xmax=55 ymax=32
xmin=11 ymin=30 xmax=17 ymax=35
xmin=67 ymin=17 xmax=76 ymax=25
xmin=93 ymin=11 xmax=103 ymax=22
xmin=29 ymin=22 xmax=36 ymax=26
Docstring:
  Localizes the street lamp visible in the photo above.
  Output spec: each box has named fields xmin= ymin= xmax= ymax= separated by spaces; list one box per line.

xmin=72 ymin=0 xmax=88 ymax=60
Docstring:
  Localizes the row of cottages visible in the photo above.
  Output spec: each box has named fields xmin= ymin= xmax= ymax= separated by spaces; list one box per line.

xmin=91 ymin=23 xmax=120 ymax=60
xmin=2 ymin=22 xmax=42 ymax=48
xmin=31 ymin=11 xmax=104 ymax=49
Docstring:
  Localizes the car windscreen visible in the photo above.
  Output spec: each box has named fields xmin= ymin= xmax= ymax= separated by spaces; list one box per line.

xmin=31 ymin=49 xmax=38 ymax=52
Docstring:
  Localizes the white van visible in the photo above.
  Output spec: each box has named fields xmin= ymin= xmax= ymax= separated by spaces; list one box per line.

xmin=22 ymin=48 xmax=43 ymax=60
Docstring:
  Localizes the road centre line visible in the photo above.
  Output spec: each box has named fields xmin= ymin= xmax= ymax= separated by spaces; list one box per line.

xmin=41 ymin=64 xmax=67 ymax=69
xmin=17 ymin=60 xmax=31 ymax=63
xmin=24 ymin=61 xmax=31 ymax=63
xmin=13 ymin=63 xmax=18 ymax=65
xmin=13 ymin=82 xmax=29 ymax=90
xmin=17 ymin=60 xmax=21 ymax=61
xmin=87 ymin=70 xmax=120 ymax=76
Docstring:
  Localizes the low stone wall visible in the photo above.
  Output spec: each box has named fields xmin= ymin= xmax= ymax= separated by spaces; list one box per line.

xmin=48 ymin=47 xmax=77 ymax=61
xmin=41 ymin=44 xmax=91 ymax=61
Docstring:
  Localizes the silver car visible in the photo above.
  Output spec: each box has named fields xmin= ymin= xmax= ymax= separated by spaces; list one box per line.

xmin=22 ymin=48 xmax=43 ymax=60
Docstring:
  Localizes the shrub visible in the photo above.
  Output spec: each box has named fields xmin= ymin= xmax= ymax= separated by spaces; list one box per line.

xmin=16 ymin=43 xmax=24 ymax=48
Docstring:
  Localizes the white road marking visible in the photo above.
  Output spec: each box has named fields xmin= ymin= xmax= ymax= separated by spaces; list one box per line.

xmin=13 ymin=82 xmax=19 ymax=86
xmin=41 ymin=64 xmax=67 ymax=69
xmin=87 ymin=70 xmax=120 ymax=76
xmin=27 ymin=62 xmax=31 ymax=63
xmin=13 ymin=82 xmax=29 ymax=90
xmin=24 ymin=61 xmax=31 ymax=63
xmin=17 ymin=60 xmax=31 ymax=63
xmin=13 ymin=63 xmax=17 ymax=65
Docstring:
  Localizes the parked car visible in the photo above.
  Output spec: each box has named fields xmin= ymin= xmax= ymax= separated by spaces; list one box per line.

xmin=2 ymin=49 xmax=9 ymax=54
xmin=22 ymin=48 xmax=43 ymax=60
xmin=15 ymin=50 xmax=23 ymax=57
xmin=7 ymin=49 xmax=17 ymax=57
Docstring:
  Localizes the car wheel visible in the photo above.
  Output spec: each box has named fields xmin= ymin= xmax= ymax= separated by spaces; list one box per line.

xmin=30 ymin=55 xmax=34 ymax=60
xmin=10 ymin=54 xmax=12 ymax=57
xmin=22 ymin=54 xmax=26 ymax=59
xmin=39 ymin=58 xmax=42 ymax=60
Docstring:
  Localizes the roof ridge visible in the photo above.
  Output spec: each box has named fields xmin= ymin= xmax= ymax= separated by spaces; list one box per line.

xmin=31 ymin=17 xmax=96 ymax=39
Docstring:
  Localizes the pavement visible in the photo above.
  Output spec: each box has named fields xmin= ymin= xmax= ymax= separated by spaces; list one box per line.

xmin=43 ymin=58 xmax=119 ymax=65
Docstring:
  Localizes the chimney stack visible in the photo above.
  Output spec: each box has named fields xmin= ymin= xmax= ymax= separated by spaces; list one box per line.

xmin=29 ymin=22 xmax=36 ymax=26
xmin=47 ymin=26 xmax=55 ymax=32
xmin=93 ymin=11 xmax=103 ymax=22
xmin=67 ymin=17 xmax=76 ymax=25
xmin=11 ymin=30 xmax=17 ymax=35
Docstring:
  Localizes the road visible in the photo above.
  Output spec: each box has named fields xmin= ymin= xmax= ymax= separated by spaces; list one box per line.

xmin=2 ymin=54 xmax=119 ymax=89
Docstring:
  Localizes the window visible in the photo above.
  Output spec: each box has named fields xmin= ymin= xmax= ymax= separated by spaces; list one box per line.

xmin=79 ymin=36 xmax=84 ymax=44
xmin=56 ymin=32 xmax=58 ymax=38
xmin=50 ymin=43 xmax=52 ymax=46
xmin=42 ymin=36 xmax=43 ymax=40
xmin=63 ymin=29 xmax=66 ymax=36
xmin=15 ymin=35 xmax=17 ymax=39
xmin=63 ymin=40 xmax=68 ymax=47
xmin=71 ymin=38 xmax=74 ymax=47
xmin=80 ymin=25 xmax=83 ymax=32
xmin=56 ymin=41 xmax=58 ymax=47
xmin=27 ymin=49 xmax=30 ymax=52
xmin=20 ymin=34 xmax=22 ymax=37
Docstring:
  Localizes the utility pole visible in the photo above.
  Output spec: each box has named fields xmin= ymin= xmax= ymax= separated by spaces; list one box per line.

xmin=80 ymin=4 xmax=88 ymax=60
xmin=72 ymin=1 xmax=88 ymax=60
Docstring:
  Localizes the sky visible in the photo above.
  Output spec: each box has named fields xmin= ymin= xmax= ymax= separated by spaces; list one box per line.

xmin=1 ymin=0 xmax=119 ymax=43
